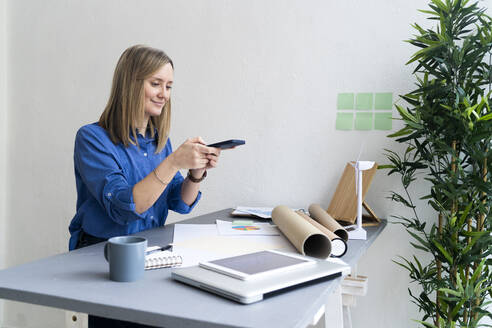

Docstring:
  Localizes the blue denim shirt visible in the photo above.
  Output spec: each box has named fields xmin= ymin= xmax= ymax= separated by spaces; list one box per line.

xmin=68 ymin=123 xmax=200 ymax=250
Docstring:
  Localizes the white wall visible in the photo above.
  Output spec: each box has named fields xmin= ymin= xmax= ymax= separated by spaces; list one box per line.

xmin=0 ymin=0 xmax=7 ymax=324
xmin=2 ymin=0 xmax=490 ymax=327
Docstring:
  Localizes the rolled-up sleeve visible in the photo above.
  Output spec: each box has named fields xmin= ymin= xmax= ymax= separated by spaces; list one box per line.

xmin=166 ymin=171 xmax=201 ymax=214
xmin=75 ymin=127 xmax=146 ymax=225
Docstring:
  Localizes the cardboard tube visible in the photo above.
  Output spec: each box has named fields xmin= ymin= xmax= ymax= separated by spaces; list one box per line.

xmin=309 ymin=204 xmax=349 ymax=241
xmin=271 ymin=205 xmax=332 ymax=259
xmin=296 ymin=211 xmax=348 ymax=257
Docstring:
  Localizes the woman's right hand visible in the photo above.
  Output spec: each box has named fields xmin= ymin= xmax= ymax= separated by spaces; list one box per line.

xmin=169 ymin=137 xmax=219 ymax=170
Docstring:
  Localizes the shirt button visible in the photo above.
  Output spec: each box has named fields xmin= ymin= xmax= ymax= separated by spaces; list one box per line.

xmin=143 ymin=152 xmax=148 ymax=157
xmin=107 ymin=192 xmax=112 ymax=197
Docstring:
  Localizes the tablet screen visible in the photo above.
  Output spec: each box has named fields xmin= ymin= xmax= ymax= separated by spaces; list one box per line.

xmin=208 ymin=251 xmax=310 ymax=275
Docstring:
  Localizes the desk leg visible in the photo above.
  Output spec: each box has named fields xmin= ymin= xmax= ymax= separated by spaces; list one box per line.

xmin=324 ymin=285 xmax=344 ymax=328
xmin=342 ymin=305 xmax=352 ymax=328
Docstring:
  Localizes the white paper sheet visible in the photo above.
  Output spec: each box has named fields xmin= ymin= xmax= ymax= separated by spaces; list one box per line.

xmin=216 ymin=219 xmax=280 ymax=236
xmin=232 ymin=206 xmax=304 ymax=219
xmin=172 ymin=224 xmax=296 ymax=267
xmin=231 ymin=207 xmax=274 ymax=218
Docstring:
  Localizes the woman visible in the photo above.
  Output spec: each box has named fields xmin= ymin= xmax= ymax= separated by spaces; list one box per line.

xmin=69 ymin=45 xmax=220 ymax=249
xmin=68 ymin=45 xmax=221 ymax=326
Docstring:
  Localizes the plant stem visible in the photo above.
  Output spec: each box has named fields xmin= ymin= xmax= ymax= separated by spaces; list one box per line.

xmin=463 ymin=216 xmax=472 ymax=324
xmin=473 ymin=154 xmax=488 ymax=322
xmin=478 ymin=155 xmax=487 ymax=232
xmin=448 ymin=140 xmax=458 ymax=324
xmin=404 ymin=184 xmax=419 ymax=222
xmin=436 ymin=212 xmax=443 ymax=326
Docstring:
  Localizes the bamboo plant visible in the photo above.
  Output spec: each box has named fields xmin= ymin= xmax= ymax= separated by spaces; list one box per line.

xmin=383 ymin=0 xmax=492 ymax=327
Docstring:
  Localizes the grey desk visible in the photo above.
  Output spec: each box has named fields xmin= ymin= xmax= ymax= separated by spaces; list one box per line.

xmin=0 ymin=209 xmax=386 ymax=328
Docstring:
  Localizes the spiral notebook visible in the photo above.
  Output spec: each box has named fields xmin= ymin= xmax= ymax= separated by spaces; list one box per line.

xmin=145 ymin=247 xmax=182 ymax=270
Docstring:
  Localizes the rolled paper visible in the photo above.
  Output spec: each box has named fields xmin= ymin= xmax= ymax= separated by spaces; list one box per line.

xmin=296 ymin=211 xmax=348 ymax=258
xmin=309 ymin=204 xmax=349 ymax=241
xmin=271 ymin=205 xmax=332 ymax=259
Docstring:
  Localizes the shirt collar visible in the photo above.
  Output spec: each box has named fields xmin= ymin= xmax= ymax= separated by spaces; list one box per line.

xmin=131 ymin=128 xmax=158 ymax=144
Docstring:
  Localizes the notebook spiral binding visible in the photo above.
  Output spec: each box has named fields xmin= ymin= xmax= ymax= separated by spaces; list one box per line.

xmin=145 ymin=254 xmax=183 ymax=270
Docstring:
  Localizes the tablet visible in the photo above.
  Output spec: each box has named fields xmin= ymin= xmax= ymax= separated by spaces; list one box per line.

xmin=199 ymin=250 xmax=315 ymax=281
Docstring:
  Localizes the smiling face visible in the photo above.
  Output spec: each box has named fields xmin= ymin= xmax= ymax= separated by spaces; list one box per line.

xmin=143 ymin=62 xmax=174 ymax=122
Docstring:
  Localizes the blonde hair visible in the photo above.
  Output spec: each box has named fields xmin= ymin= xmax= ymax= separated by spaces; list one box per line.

xmin=99 ymin=45 xmax=174 ymax=153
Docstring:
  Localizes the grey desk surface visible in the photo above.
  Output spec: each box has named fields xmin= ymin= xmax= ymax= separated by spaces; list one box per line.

xmin=0 ymin=209 xmax=386 ymax=328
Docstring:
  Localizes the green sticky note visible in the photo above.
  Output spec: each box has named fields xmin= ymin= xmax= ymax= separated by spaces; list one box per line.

xmin=336 ymin=113 xmax=353 ymax=130
xmin=374 ymin=112 xmax=393 ymax=130
xmin=375 ymin=93 xmax=393 ymax=110
xmin=356 ymin=93 xmax=373 ymax=110
xmin=355 ymin=112 xmax=373 ymax=130
xmin=337 ymin=93 xmax=354 ymax=110
xmin=232 ymin=220 xmax=254 ymax=226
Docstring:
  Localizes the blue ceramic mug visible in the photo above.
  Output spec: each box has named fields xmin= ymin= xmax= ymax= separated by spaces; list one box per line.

xmin=104 ymin=236 xmax=147 ymax=282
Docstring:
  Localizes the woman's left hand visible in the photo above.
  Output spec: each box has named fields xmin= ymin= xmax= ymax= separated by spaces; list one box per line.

xmin=189 ymin=148 xmax=221 ymax=179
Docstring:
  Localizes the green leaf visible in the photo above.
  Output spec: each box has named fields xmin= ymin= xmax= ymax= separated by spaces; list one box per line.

xmin=418 ymin=9 xmax=439 ymax=16
xmin=479 ymin=285 xmax=492 ymax=294
xmin=431 ymin=0 xmax=448 ymax=13
xmin=457 ymin=201 xmax=474 ymax=227
xmin=450 ymin=298 xmax=467 ymax=319
xmin=408 ymin=230 xmax=429 ymax=248
xmin=449 ymin=215 xmax=457 ymax=227
xmin=478 ymin=112 xmax=492 ymax=121
xmin=475 ymin=278 xmax=488 ymax=294
xmin=377 ymin=164 xmax=394 ymax=170
xmin=395 ymin=105 xmax=419 ymax=123
xmin=432 ymin=240 xmax=453 ymax=264
xmin=406 ymin=44 xmax=445 ymax=65
xmin=465 ymin=103 xmax=480 ymax=120
xmin=392 ymin=258 xmax=412 ymax=272
xmin=456 ymin=273 xmax=464 ymax=294
xmin=470 ymin=258 xmax=486 ymax=285
xmin=413 ymin=255 xmax=423 ymax=273
xmin=461 ymin=230 xmax=488 ymax=237
xmin=439 ymin=288 xmax=462 ymax=297
xmin=412 ymin=319 xmax=438 ymax=328
xmin=387 ymin=126 xmax=413 ymax=138
xmin=410 ymin=242 xmax=429 ymax=252
xmin=462 ymin=235 xmax=480 ymax=255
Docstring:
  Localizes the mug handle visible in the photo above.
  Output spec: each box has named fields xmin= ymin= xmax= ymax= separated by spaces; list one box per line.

xmin=104 ymin=243 xmax=110 ymax=262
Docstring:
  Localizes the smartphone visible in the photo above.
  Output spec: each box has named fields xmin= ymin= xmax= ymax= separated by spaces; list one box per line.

xmin=207 ymin=139 xmax=245 ymax=149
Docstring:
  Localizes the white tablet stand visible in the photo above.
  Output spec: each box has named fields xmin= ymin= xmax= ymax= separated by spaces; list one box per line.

xmin=347 ymin=161 xmax=375 ymax=240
